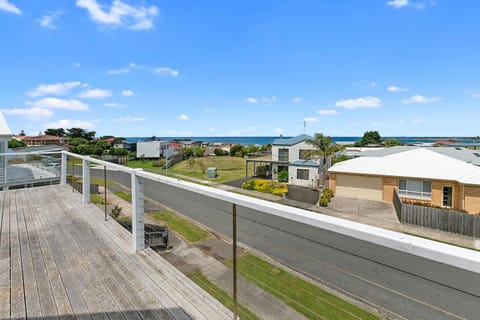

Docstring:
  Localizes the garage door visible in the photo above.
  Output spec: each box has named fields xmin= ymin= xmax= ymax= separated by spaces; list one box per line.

xmin=336 ymin=174 xmax=383 ymax=201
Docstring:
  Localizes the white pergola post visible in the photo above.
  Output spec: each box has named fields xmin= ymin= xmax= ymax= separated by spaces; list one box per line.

xmin=82 ymin=158 xmax=90 ymax=204
xmin=60 ymin=152 xmax=67 ymax=185
xmin=131 ymin=169 xmax=145 ymax=252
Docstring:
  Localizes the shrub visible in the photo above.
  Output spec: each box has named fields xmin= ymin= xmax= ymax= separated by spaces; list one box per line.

xmin=242 ymin=179 xmax=288 ymax=196
xmin=319 ymin=196 xmax=329 ymax=207
xmin=278 ymin=171 xmax=288 ymax=182
xmin=214 ymin=148 xmax=229 ymax=156
xmin=111 ymin=205 xmax=122 ymax=218
xmin=319 ymin=188 xmax=334 ymax=206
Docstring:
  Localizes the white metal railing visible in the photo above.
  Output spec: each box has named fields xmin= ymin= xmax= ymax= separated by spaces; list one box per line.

xmin=57 ymin=151 xmax=480 ymax=273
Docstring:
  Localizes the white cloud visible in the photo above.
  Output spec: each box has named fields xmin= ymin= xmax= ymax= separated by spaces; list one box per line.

xmin=387 ymin=86 xmax=408 ymax=92
xmin=292 ymin=97 xmax=303 ymax=103
xmin=370 ymin=82 xmax=377 ymax=87
xmin=2 ymin=107 xmax=53 ymax=121
xmin=227 ymin=130 xmax=241 ymax=136
xmin=121 ymin=89 xmax=135 ymax=96
xmin=155 ymin=67 xmax=179 ymax=77
xmin=402 ymin=95 xmax=442 ymax=104
xmin=37 ymin=11 xmax=63 ymax=29
xmin=208 ymin=127 xmax=216 ymax=132
xmin=178 ymin=114 xmax=190 ymax=121
xmin=273 ymin=128 xmax=284 ymax=134
xmin=469 ymin=90 xmax=480 ymax=98
xmin=76 ymin=0 xmax=158 ymax=30
xmin=246 ymin=96 xmax=276 ymax=105
xmin=108 ymin=68 xmax=130 ymax=75
xmin=117 ymin=116 xmax=145 ymax=123
xmin=27 ymin=97 xmax=90 ymax=111
xmin=72 ymin=62 xmax=81 ymax=68
xmin=0 ymin=0 xmax=21 ymax=14
xmin=78 ymin=88 xmax=112 ymax=99
xmin=387 ymin=0 xmax=408 ymax=8
xmin=103 ymin=102 xmax=126 ymax=108
xmin=44 ymin=119 xmax=95 ymax=129
xmin=27 ymin=81 xmax=83 ymax=97
xmin=317 ymin=109 xmax=339 ymax=115
xmin=303 ymin=117 xmax=318 ymax=123
xmin=335 ymin=96 xmax=381 ymax=109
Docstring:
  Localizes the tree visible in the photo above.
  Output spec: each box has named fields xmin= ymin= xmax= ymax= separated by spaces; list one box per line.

xmin=66 ymin=127 xmax=96 ymax=140
xmin=44 ymin=128 xmax=66 ymax=137
xmin=8 ymin=140 xmax=26 ymax=149
xmin=18 ymin=129 xmax=26 ymax=136
xmin=384 ymin=139 xmax=402 ymax=147
xmin=229 ymin=144 xmax=245 ymax=157
xmin=305 ymin=133 xmax=343 ymax=187
xmin=355 ymin=130 xmax=381 ymax=147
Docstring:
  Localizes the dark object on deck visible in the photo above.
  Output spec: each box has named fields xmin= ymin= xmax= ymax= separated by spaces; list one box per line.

xmin=117 ymin=220 xmax=175 ymax=249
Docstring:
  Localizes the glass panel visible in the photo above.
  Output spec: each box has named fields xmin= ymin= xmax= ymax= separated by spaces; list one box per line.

xmin=407 ymin=180 xmax=422 ymax=193
xmin=399 ymin=179 xmax=407 ymax=190
xmin=423 ymin=181 xmax=431 ymax=193
xmin=279 ymin=149 xmax=289 ymax=162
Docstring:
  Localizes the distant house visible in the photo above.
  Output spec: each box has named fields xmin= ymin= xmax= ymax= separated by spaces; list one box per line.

xmin=175 ymin=140 xmax=208 ymax=148
xmin=136 ymin=141 xmax=173 ymax=159
xmin=24 ymin=135 xmax=67 ymax=146
xmin=247 ymin=134 xmax=321 ymax=187
xmin=0 ymin=111 xmax=13 ymax=184
xmin=328 ymin=148 xmax=480 ymax=214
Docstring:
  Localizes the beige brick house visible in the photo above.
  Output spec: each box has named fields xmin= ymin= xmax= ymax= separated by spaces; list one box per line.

xmin=328 ymin=148 xmax=480 ymax=214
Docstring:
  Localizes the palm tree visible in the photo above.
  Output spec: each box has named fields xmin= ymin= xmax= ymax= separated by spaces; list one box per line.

xmin=305 ymin=133 xmax=342 ymax=188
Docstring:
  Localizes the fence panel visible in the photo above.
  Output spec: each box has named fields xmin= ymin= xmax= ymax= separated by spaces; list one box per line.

xmin=393 ymin=190 xmax=479 ymax=238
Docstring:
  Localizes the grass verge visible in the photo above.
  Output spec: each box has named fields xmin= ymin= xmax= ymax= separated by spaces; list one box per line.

xmin=147 ymin=211 xmax=211 ymax=242
xmin=90 ymin=194 xmax=109 ymax=205
xmin=91 ymin=177 xmax=118 ymax=187
xmin=226 ymin=255 xmax=379 ymax=320
xmin=189 ymin=272 xmax=259 ymax=320
xmin=113 ymin=190 xmax=132 ymax=202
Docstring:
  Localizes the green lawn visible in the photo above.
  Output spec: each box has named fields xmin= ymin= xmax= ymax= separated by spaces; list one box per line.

xmin=147 ymin=211 xmax=211 ymax=242
xmin=189 ymin=272 xmax=259 ymax=320
xmin=90 ymin=194 xmax=109 ymax=205
xmin=167 ymin=156 xmax=255 ymax=183
xmin=126 ymin=160 xmax=164 ymax=171
xmin=90 ymin=177 xmax=118 ymax=187
xmin=226 ymin=255 xmax=379 ymax=320
xmin=113 ymin=190 xmax=132 ymax=202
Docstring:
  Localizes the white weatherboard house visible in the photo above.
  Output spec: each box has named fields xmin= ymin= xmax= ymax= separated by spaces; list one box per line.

xmin=328 ymin=148 xmax=480 ymax=214
xmin=247 ymin=134 xmax=321 ymax=187
xmin=0 ymin=111 xmax=12 ymax=183
xmin=136 ymin=141 xmax=173 ymax=159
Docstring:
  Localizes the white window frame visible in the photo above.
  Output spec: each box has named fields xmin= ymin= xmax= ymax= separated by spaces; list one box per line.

xmin=297 ymin=169 xmax=309 ymax=180
xmin=398 ymin=179 xmax=432 ymax=200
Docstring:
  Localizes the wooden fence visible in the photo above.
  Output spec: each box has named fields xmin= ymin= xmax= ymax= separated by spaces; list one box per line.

xmin=393 ymin=190 xmax=480 ymax=238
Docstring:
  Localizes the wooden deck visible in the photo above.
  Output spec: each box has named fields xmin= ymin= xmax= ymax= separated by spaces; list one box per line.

xmin=0 ymin=185 xmax=231 ymax=320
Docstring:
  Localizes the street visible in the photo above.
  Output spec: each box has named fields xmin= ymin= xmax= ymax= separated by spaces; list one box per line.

xmin=93 ymin=169 xmax=480 ymax=320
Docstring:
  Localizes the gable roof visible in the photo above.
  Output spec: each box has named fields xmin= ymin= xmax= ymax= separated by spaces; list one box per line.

xmin=290 ymin=160 xmax=320 ymax=167
xmin=272 ymin=134 xmax=312 ymax=146
xmin=359 ymin=146 xmax=480 ymax=166
xmin=0 ymin=111 xmax=12 ymax=138
xmin=329 ymin=148 xmax=480 ymax=185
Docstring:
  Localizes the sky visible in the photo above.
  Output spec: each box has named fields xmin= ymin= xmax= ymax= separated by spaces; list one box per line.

xmin=0 ymin=0 xmax=479 ymax=138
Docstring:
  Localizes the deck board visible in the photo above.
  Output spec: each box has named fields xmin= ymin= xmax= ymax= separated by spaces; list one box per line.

xmin=0 ymin=185 xmax=231 ymax=320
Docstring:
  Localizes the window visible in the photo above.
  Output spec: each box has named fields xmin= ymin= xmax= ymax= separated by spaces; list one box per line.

xmin=297 ymin=169 xmax=309 ymax=180
xmin=278 ymin=149 xmax=289 ymax=161
xmin=398 ymin=179 xmax=432 ymax=200
xmin=299 ymin=150 xmax=312 ymax=160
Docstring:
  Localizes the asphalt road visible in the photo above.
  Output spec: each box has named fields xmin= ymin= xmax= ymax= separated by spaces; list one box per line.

xmin=92 ymin=169 xmax=480 ymax=320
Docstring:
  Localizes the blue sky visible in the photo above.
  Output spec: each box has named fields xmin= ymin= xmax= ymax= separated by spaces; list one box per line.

xmin=0 ymin=0 xmax=479 ymax=137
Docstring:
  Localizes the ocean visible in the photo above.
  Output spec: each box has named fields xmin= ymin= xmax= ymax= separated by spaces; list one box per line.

xmin=125 ymin=136 xmax=480 ymax=146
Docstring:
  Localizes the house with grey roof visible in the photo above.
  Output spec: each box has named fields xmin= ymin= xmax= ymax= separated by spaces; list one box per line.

xmin=247 ymin=134 xmax=322 ymax=187
xmin=0 ymin=111 xmax=12 ymax=183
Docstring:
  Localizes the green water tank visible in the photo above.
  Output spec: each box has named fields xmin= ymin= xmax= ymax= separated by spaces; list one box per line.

xmin=206 ymin=167 xmax=217 ymax=179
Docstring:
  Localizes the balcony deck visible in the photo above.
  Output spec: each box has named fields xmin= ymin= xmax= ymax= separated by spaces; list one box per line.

xmin=0 ymin=185 xmax=231 ymax=320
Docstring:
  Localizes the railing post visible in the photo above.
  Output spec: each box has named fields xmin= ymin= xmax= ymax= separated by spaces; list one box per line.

xmin=232 ymin=203 xmax=238 ymax=320
xmin=61 ymin=152 xmax=67 ymax=185
xmin=82 ymin=158 xmax=90 ymax=204
xmin=131 ymin=169 xmax=145 ymax=252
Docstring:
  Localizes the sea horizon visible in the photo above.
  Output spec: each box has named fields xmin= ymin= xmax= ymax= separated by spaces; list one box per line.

xmin=125 ymin=136 xmax=480 ymax=146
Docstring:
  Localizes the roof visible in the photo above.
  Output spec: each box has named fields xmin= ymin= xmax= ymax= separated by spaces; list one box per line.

xmin=26 ymin=135 xmax=65 ymax=140
xmin=329 ymin=148 xmax=480 ymax=185
xmin=359 ymin=146 xmax=480 ymax=166
xmin=290 ymin=160 xmax=320 ymax=167
xmin=272 ymin=134 xmax=312 ymax=146
xmin=0 ymin=111 xmax=12 ymax=138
